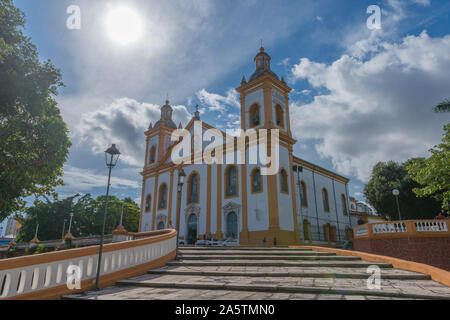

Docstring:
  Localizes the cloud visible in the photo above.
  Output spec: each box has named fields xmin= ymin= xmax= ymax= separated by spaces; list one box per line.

xmin=290 ymin=31 xmax=450 ymax=182
xmin=411 ymin=0 xmax=431 ymax=6
xmin=196 ymin=88 xmax=240 ymax=114
xmin=74 ymin=98 xmax=191 ymax=166
xmin=62 ymin=165 xmax=140 ymax=192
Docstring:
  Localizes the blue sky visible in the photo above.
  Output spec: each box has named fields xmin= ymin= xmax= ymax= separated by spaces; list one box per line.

xmin=2 ymin=0 xmax=449 ymax=231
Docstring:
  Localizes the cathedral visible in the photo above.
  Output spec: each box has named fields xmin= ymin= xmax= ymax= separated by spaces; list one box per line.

xmin=138 ymin=47 xmax=354 ymax=246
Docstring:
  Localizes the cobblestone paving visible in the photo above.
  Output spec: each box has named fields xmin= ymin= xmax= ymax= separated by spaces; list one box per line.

xmin=64 ymin=247 xmax=450 ymax=301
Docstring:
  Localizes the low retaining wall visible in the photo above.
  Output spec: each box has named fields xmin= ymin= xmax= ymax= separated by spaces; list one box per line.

xmin=0 ymin=229 xmax=177 ymax=300
xmin=354 ymin=221 xmax=450 ymax=271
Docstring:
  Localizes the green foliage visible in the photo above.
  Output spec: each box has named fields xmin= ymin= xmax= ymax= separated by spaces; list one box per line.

xmin=407 ymin=124 xmax=450 ymax=214
xmin=33 ymin=244 xmax=46 ymax=255
xmin=364 ymin=160 xmax=442 ymax=220
xmin=434 ymin=100 xmax=450 ymax=113
xmin=16 ymin=195 xmax=140 ymax=242
xmin=6 ymin=245 xmax=16 ymax=258
xmin=0 ymin=0 xmax=71 ymax=220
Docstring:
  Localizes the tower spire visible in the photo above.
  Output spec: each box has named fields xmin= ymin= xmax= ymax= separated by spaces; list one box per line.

xmin=194 ymin=104 xmax=201 ymax=120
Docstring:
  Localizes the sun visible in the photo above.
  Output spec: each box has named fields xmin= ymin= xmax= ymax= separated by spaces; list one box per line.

xmin=105 ymin=6 xmax=143 ymax=46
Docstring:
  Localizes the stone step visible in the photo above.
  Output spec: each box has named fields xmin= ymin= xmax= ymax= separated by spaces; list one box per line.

xmin=115 ymin=276 xmax=450 ymax=300
xmin=63 ymin=286 xmax=421 ymax=300
xmin=168 ymin=260 xmax=393 ymax=268
xmin=179 ymin=250 xmax=337 ymax=256
xmin=178 ymin=255 xmax=361 ymax=261
xmin=148 ymin=269 xmax=432 ymax=281
xmin=180 ymin=246 xmax=313 ymax=251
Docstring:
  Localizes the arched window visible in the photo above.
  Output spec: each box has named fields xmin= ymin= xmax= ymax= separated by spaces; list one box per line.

xmin=225 ymin=165 xmax=238 ymax=197
xmin=188 ymin=172 xmax=199 ymax=204
xmin=157 ymin=221 xmax=165 ymax=230
xmin=249 ymin=104 xmax=261 ymax=128
xmin=158 ymin=184 xmax=168 ymax=209
xmin=149 ymin=146 xmax=156 ymax=164
xmin=322 ymin=188 xmax=330 ymax=213
xmin=251 ymin=168 xmax=262 ymax=193
xmin=280 ymin=169 xmax=289 ymax=194
xmin=300 ymin=181 xmax=308 ymax=208
xmin=275 ymin=104 xmax=284 ymax=128
xmin=145 ymin=195 xmax=152 ymax=213
xmin=341 ymin=195 xmax=348 ymax=216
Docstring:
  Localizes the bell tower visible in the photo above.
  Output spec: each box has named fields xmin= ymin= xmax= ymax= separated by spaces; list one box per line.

xmin=144 ymin=100 xmax=178 ymax=168
xmin=236 ymin=47 xmax=301 ymax=245
xmin=237 ymin=47 xmax=293 ymax=138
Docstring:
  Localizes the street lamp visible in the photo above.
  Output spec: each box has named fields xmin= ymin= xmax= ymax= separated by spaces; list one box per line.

xmin=175 ymin=168 xmax=186 ymax=260
xmin=392 ymin=189 xmax=402 ymax=221
xmin=68 ymin=212 xmax=74 ymax=235
xmin=61 ymin=219 xmax=67 ymax=240
xmin=95 ymin=144 xmax=121 ymax=291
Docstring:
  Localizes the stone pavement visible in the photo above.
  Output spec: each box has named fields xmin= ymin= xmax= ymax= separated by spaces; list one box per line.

xmin=65 ymin=247 xmax=450 ymax=300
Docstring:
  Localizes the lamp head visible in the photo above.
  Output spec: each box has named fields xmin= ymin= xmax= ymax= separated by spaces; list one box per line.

xmin=179 ymin=169 xmax=186 ymax=185
xmin=392 ymin=189 xmax=400 ymax=196
xmin=105 ymin=144 xmax=121 ymax=167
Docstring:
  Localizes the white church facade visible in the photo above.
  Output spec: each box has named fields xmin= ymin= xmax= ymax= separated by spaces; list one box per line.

xmin=138 ymin=48 xmax=354 ymax=246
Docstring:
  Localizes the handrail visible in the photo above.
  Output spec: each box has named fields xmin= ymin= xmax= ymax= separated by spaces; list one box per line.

xmin=0 ymin=229 xmax=177 ymax=300
xmin=353 ymin=220 xmax=449 ymax=239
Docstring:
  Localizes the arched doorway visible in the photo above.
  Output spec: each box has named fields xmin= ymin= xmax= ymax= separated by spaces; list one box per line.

xmin=226 ymin=212 xmax=238 ymax=240
xmin=157 ymin=221 xmax=165 ymax=230
xmin=187 ymin=214 xmax=197 ymax=244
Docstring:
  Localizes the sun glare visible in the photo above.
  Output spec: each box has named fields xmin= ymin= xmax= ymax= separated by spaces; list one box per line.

xmin=105 ymin=6 xmax=143 ymax=45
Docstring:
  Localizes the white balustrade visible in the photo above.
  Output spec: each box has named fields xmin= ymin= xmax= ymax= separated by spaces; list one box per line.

xmin=372 ymin=222 xmax=407 ymax=234
xmin=415 ymin=221 xmax=448 ymax=232
xmin=0 ymin=232 xmax=176 ymax=300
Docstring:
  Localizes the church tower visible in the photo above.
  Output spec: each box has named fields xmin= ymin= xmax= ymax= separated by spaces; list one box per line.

xmin=144 ymin=100 xmax=177 ymax=169
xmin=236 ymin=47 xmax=301 ymax=245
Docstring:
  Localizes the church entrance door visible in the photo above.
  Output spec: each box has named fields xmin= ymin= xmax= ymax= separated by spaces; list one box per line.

xmin=187 ymin=214 xmax=198 ymax=245
xmin=226 ymin=212 xmax=238 ymax=240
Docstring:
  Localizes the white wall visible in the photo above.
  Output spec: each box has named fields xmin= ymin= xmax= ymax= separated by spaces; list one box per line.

xmin=141 ymin=176 xmax=155 ymax=232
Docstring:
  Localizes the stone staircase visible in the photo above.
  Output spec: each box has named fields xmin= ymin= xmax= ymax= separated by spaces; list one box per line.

xmin=65 ymin=247 xmax=450 ymax=300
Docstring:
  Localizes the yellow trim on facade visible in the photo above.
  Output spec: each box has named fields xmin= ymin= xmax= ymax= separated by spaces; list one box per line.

xmin=206 ymin=165 xmax=212 ymax=236
xmin=167 ymin=169 xmax=174 ymax=225
xmin=151 ymin=175 xmax=159 ymax=230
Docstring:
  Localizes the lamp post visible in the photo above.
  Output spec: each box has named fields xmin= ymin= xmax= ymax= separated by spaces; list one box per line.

xmin=175 ymin=168 xmax=186 ymax=260
xmin=95 ymin=144 xmax=120 ymax=291
xmin=61 ymin=219 xmax=67 ymax=239
xmin=119 ymin=202 xmax=124 ymax=227
xmin=68 ymin=212 xmax=74 ymax=235
xmin=392 ymin=189 xmax=402 ymax=221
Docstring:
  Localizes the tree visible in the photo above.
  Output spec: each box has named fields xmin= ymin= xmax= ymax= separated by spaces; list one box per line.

xmin=16 ymin=195 xmax=140 ymax=242
xmin=364 ymin=160 xmax=441 ymax=220
xmin=434 ymin=100 xmax=450 ymax=113
xmin=0 ymin=0 xmax=71 ymax=221
xmin=407 ymin=124 xmax=450 ymax=214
